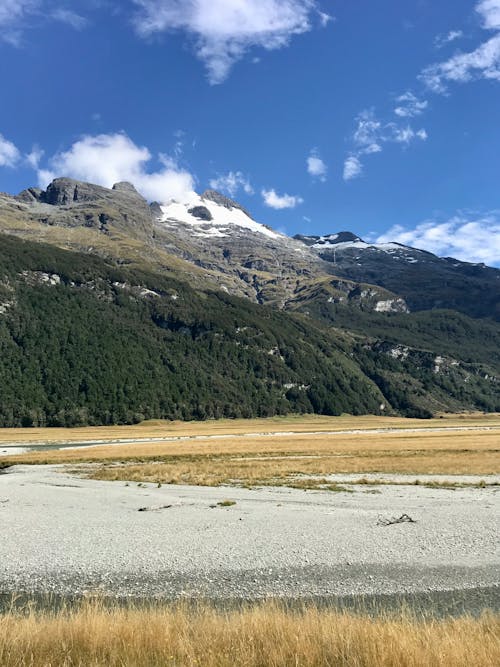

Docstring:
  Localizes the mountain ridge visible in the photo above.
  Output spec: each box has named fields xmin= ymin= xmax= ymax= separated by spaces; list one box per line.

xmin=0 ymin=177 xmax=499 ymax=425
xmin=2 ymin=177 xmax=498 ymax=321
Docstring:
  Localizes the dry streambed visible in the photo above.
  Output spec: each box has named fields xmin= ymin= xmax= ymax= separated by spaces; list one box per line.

xmin=0 ymin=463 xmax=498 ymax=607
xmin=1 ymin=416 xmax=498 ymax=613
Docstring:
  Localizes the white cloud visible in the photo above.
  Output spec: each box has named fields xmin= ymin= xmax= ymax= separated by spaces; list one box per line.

xmin=0 ymin=2 xmax=89 ymax=45
xmin=262 ymin=188 xmax=303 ymax=209
xmin=132 ymin=0 xmax=330 ymax=84
xmin=477 ymin=0 xmax=500 ymax=30
xmin=343 ymin=155 xmax=362 ymax=181
xmin=26 ymin=144 xmax=44 ymax=168
xmin=0 ymin=133 xmax=21 ymax=167
xmin=51 ymin=9 xmax=88 ymax=31
xmin=353 ymin=110 xmax=382 ymax=154
xmin=388 ymin=124 xmax=428 ymax=145
xmin=306 ymin=149 xmax=327 ymax=181
xmin=377 ymin=213 xmax=500 ymax=266
xmin=209 ymin=171 xmax=254 ymax=197
xmin=420 ymin=1 xmax=500 ymax=92
xmin=37 ymin=133 xmax=195 ymax=203
xmin=0 ymin=0 xmax=39 ymax=45
xmin=434 ymin=30 xmax=463 ymax=49
xmin=394 ymin=92 xmax=428 ymax=117
xmin=344 ymin=109 xmax=427 ymax=179
xmin=420 ymin=34 xmax=500 ymax=92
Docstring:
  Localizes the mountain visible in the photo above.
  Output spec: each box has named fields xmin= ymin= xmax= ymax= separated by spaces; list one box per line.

xmin=0 ymin=177 xmax=498 ymax=425
xmin=293 ymin=232 xmax=500 ymax=320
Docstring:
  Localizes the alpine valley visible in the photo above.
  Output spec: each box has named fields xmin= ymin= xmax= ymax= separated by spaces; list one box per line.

xmin=0 ymin=177 xmax=498 ymax=427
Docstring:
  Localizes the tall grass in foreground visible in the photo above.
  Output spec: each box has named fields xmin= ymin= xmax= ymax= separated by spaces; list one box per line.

xmin=0 ymin=600 xmax=498 ymax=666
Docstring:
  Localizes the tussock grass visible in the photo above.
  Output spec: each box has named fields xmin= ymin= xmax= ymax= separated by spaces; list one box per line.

xmin=2 ymin=415 xmax=498 ymax=490
xmin=0 ymin=600 xmax=498 ymax=667
xmin=1 ymin=412 xmax=499 ymax=446
xmin=80 ymin=430 xmax=499 ymax=488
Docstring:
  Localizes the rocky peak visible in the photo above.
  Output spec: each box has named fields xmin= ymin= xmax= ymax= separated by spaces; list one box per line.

xmin=16 ymin=187 xmax=44 ymax=204
xmin=294 ymin=231 xmax=364 ymax=246
xmin=41 ymin=178 xmax=115 ymax=206
xmin=149 ymin=201 xmax=164 ymax=219
xmin=201 ymin=189 xmax=253 ymax=219
xmin=112 ymin=181 xmax=141 ymax=197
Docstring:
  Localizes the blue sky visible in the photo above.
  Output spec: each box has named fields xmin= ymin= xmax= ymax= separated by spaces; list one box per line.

xmin=0 ymin=0 xmax=499 ymax=266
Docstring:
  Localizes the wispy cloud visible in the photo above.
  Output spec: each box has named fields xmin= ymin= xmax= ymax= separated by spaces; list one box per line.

xmin=343 ymin=155 xmax=362 ymax=181
xmin=388 ymin=125 xmax=427 ymax=144
xmin=420 ymin=1 xmax=500 ymax=92
xmin=131 ymin=0 xmax=331 ymax=84
xmin=0 ymin=0 xmax=40 ymax=45
xmin=51 ymin=8 xmax=89 ymax=31
xmin=25 ymin=144 xmax=44 ymax=169
xmin=209 ymin=171 xmax=254 ymax=197
xmin=377 ymin=212 xmax=500 ymax=266
xmin=0 ymin=133 xmax=21 ymax=167
xmin=37 ymin=133 xmax=195 ymax=203
xmin=420 ymin=34 xmax=500 ymax=92
xmin=262 ymin=188 xmax=303 ymax=209
xmin=306 ymin=149 xmax=327 ymax=181
xmin=0 ymin=1 xmax=89 ymax=45
xmin=434 ymin=30 xmax=463 ymax=49
xmin=344 ymin=109 xmax=427 ymax=180
xmin=394 ymin=92 xmax=428 ymax=117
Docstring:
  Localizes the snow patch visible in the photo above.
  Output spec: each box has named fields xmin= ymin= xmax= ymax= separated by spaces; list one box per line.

xmin=160 ymin=192 xmax=281 ymax=239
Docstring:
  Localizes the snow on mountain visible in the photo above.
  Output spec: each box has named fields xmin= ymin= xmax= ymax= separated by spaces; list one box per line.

xmin=160 ymin=190 xmax=281 ymax=240
xmin=294 ymin=231 xmax=426 ymax=262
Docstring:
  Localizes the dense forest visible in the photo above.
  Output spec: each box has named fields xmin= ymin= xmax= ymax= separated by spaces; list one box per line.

xmin=0 ymin=234 xmax=498 ymax=427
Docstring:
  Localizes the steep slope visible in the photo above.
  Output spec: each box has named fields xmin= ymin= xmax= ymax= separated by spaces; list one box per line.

xmin=295 ymin=232 xmax=500 ymax=320
xmin=0 ymin=178 xmax=499 ymax=423
xmin=0 ymin=233 xmax=497 ymax=426
xmin=153 ymin=189 xmax=325 ymax=306
xmin=0 ymin=233 xmax=392 ymax=426
xmin=0 ymin=179 xmax=406 ymax=314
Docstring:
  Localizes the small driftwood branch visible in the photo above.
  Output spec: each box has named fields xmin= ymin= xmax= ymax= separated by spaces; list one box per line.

xmin=377 ymin=513 xmax=417 ymax=526
xmin=138 ymin=504 xmax=173 ymax=512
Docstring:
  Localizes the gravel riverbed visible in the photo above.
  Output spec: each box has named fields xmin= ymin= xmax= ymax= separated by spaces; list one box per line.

xmin=1 ymin=465 xmax=498 ymax=610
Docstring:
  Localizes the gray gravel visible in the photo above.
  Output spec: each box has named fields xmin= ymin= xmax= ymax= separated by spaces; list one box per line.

xmin=1 ymin=465 xmax=499 ymax=606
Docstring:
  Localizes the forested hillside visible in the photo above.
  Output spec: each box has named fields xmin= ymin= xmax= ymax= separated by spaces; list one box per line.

xmin=0 ymin=234 xmax=389 ymax=426
xmin=0 ymin=234 xmax=498 ymax=426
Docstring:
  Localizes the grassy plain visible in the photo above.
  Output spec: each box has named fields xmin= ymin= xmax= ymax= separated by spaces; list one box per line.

xmin=0 ymin=600 xmax=498 ymax=667
xmin=1 ymin=412 xmax=499 ymax=445
xmin=2 ymin=414 xmax=499 ymax=488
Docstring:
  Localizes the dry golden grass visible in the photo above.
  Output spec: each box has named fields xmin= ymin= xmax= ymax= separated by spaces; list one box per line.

xmin=1 ymin=412 xmax=499 ymax=446
xmin=2 ymin=415 xmax=499 ymax=489
xmin=0 ymin=600 xmax=498 ymax=667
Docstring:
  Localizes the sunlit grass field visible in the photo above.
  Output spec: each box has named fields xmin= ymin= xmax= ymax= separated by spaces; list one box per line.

xmin=2 ymin=414 xmax=498 ymax=488
xmin=0 ymin=600 xmax=498 ymax=667
xmin=1 ymin=412 xmax=499 ymax=445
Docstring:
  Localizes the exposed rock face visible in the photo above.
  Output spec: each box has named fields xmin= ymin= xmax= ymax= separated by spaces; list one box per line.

xmin=42 ymin=178 xmax=108 ymax=205
xmin=295 ymin=232 xmax=500 ymax=320
xmin=149 ymin=201 xmax=164 ymax=219
xmin=295 ymin=231 xmax=363 ymax=246
xmin=16 ymin=188 xmax=44 ymax=204
xmin=3 ymin=178 xmax=155 ymax=254
xmin=201 ymin=189 xmax=253 ymax=219
xmin=188 ymin=205 xmax=213 ymax=221
xmin=112 ymin=181 xmax=140 ymax=195
xmin=1 ymin=178 xmax=499 ymax=320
